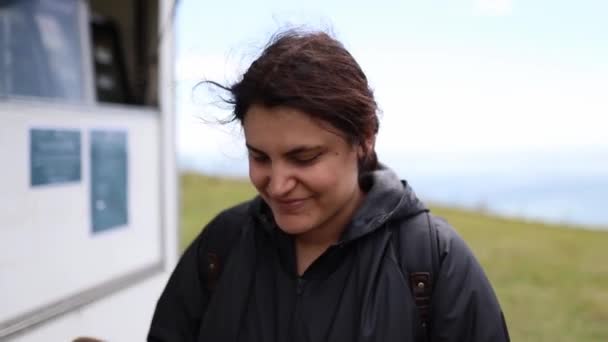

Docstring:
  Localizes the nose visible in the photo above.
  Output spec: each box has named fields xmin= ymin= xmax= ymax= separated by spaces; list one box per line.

xmin=267 ymin=164 xmax=296 ymax=198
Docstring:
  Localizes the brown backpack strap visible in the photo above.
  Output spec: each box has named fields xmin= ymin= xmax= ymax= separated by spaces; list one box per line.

xmin=410 ymin=272 xmax=433 ymax=341
xmin=206 ymin=252 xmax=221 ymax=291
xmin=202 ymin=210 xmax=248 ymax=294
xmin=392 ymin=211 xmax=440 ymax=342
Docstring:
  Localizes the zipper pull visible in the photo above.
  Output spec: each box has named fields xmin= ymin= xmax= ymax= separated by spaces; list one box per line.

xmin=296 ymin=277 xmax=306 ymax=296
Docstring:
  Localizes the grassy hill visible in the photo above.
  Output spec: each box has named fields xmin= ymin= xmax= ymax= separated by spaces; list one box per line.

xmin=180 ymin=172 xmax=608 ymax=341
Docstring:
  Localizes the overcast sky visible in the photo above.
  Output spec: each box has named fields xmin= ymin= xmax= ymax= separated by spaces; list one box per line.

xmin=174 ymin=0 xmax=608 ymax=175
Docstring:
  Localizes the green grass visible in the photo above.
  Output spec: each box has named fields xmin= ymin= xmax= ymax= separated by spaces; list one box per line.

xmin=180 ymin=172 xmax=608 ymax=341
xmin=180 ymin=172 xmax=257 ymax=248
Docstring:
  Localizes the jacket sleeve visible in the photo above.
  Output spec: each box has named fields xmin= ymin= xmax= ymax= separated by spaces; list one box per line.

xmin=147 ymin=223 xmax=212 ymax=342
xmin=430 ymin=217 xmax=511 ymax=342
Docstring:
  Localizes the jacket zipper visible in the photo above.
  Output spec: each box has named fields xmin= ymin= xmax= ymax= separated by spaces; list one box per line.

xmin=296 ymin=277 xmax=306 ymax=296
xmin=289 ymin=276 xmax=306 ymax=340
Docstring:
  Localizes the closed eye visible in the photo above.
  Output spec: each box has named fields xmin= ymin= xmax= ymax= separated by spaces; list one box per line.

xmin=249 ymin=152 xmax=270 ymax=163
xmin=291 ymin=153 xmax=322 ymax=165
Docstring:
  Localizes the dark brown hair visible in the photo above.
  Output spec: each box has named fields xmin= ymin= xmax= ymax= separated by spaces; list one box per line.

xmin=206 ymin=29 xmax=380 ymax=173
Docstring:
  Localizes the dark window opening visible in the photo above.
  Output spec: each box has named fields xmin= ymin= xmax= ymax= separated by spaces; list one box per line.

xmin=0 ymin=0 xmax=160 ymax=108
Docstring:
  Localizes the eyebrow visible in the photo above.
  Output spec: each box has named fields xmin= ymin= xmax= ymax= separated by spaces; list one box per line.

xmin=245 ymin=143 xmax=324 ymax=157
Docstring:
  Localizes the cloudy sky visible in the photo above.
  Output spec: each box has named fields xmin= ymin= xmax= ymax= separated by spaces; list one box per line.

xmin=174 ymin=0 xmax=608 ymax=175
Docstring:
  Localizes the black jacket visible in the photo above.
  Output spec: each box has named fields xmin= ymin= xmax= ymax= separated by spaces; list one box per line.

xmin=149 ymin=169 xmax=510 ymax=342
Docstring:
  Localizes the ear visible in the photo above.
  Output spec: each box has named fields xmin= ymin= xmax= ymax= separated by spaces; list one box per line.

xmin=363 ymin=135 xmax=376 ymax=155
xmin=356 ymin=135 xmax=376 ymax=158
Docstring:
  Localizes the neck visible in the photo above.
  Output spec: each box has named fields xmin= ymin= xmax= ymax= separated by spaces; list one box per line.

xmin=294 ymin=187 xmax=365 ymax=275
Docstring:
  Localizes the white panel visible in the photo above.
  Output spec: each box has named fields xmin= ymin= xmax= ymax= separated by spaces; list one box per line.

xmin=158 ymin=0 xmax=179 ymax=269
xmin=0 ymin=101 xmax=163 ymax=326
xmin=5 ymin=274 xmax=169 ymax=342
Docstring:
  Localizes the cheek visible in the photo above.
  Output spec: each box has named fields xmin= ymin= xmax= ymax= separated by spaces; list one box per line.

xmin=248 ymin=162 xmax=267 ymax=192
xmin=303 ymin=155 xmax=359 ymax=194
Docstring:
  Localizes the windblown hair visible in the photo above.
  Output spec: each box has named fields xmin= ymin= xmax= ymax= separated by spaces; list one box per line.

xmin=206 ymin=29 xmax=380 ymax=173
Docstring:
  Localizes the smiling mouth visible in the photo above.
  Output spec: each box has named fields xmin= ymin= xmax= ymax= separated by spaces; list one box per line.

xmin=273 ymin=198 xmax=309 ymax=212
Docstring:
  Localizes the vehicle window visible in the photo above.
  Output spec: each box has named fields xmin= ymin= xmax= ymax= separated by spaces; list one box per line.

xmin=0 ymin=0 xmax=86 ymax=102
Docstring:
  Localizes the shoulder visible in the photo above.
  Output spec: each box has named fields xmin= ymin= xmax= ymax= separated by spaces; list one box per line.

xmin=392 ymin=211 xmax=478 ymax=270
xmin=424 ymin=214 xmax=510 ymax=341
xmin=183 ymin=198 xmax=257 ymax=256
xmin=149 ymin=200 xmax=257 ymax=341
xmin=426 ymin=213 xmax=476 ymax=264
xmin=201 ymin=198 xmax=256 ymax=235
xmin=201 ymin=198 xmax=256 ymax=234
xmin=425 ymin=213 xmax=496 ymax=295
xmin=428 ymin=214 xmax=459 ymax=249
xmin=210 ymin=199 xmax=254 ymax=226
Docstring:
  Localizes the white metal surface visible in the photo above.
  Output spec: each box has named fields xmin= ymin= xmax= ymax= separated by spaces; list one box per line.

xmin=0 ymin=0 xmax=178 ymax=339
xmin=0 ymin=102 xmax=162 ymax=327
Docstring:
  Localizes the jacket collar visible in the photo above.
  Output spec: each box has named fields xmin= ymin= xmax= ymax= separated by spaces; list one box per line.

xmin=339 ymin=166 xmax=427 ymax=243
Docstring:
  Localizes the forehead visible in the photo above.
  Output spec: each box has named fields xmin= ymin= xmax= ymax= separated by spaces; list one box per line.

xmin=243 ymin=105 xmax=347 ymax=150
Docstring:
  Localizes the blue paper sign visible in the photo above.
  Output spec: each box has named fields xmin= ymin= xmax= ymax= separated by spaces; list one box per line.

xmin=30 ymin=129 xmax=81 ymax=186
xmin=90 ymin=130 xmax=128 ymax=233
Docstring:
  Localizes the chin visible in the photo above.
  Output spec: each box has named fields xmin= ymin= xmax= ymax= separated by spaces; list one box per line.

xmin=273 ymin=214 xmax=316 ymax=235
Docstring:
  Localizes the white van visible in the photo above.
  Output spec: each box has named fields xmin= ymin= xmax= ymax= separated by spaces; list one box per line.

xmin=0 ymin=0 xmax=178 ymax=340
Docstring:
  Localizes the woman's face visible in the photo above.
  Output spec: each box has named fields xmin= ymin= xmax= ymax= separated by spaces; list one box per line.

xmin=243 ymin=104 xmax=364 ymax=237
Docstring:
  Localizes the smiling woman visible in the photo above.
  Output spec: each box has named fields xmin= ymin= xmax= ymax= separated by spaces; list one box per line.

xmin=244 ymin=105 xmax=366 ymax=272
xmin=149 ymin=29 xmax=511 ymax=342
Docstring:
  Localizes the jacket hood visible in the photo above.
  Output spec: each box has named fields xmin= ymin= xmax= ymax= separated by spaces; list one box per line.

xmin=339 ymin=166 xmax=428 ymax=243
xmin=249 ymin=166 xmax=428 ymax=244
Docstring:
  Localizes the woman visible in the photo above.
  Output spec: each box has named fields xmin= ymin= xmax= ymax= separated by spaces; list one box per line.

xmin=149 ymin=30 xmax=510 ymax=342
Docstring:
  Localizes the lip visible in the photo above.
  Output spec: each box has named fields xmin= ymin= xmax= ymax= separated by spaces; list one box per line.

xmin=273 ymin=197 xmax=309 ymax=212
